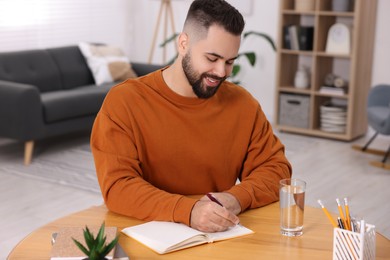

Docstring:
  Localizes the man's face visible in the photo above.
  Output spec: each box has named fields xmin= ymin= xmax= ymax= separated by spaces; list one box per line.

xmin=181 ymin=25 xmax=241 ymax=99
xmin=182 ymin=51 xmax=225 ymax=99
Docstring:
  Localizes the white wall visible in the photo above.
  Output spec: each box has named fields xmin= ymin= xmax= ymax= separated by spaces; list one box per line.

xmin=371 ymin=0 xmax=390 ymax=86
xmin=0 ymin=0 xmax=132 ymax=54
xmin=233 ymin=0 xmax=279 ymax=120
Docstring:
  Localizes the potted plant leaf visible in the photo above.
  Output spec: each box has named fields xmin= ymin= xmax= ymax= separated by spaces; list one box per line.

xmin=72 ymin=222 xmax=119 ymax=260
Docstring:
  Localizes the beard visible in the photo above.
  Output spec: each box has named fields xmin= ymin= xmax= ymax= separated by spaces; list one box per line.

xmin=182 ymin=52 xmax=226 ymax=99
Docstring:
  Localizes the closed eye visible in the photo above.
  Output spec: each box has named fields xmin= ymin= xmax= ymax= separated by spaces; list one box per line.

xmin=226 ymin=60 xmax=235 ymax=65
xmin=205 ymin=52 xmax=237 ymax=65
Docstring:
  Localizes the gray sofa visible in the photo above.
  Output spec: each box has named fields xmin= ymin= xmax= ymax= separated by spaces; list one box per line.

xmin=0 ymin=45 xmax=162 ymax=164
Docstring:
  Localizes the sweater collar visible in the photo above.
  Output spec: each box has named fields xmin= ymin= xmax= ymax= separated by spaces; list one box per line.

xmin=154 ymin=68 xmax=215 ymax=106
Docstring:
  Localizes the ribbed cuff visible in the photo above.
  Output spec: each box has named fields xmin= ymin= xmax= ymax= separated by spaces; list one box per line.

xmin=226 ymin=185 xmax=252 ymax=212
xmin=172 ymin=196 xmax=198 ymax=226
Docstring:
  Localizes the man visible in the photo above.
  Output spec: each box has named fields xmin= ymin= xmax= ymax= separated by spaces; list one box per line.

xmin=91 ymin=0 xmax=291 ymax=233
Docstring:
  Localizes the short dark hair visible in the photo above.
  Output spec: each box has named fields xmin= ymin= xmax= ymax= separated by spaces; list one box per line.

xmin=184 ymin=0 xmax=245 ymax=36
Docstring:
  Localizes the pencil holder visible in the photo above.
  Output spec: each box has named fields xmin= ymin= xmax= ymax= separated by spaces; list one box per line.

xmin=332 ymin=224 xmax=376 ymax=260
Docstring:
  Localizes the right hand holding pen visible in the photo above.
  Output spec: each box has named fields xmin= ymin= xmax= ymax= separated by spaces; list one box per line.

xmin=190 ymin=200 xmax=240 ymax=232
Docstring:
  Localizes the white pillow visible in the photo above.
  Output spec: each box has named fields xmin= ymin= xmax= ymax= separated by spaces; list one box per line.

xmin=78 ymin=42 xmax=137 ymax=85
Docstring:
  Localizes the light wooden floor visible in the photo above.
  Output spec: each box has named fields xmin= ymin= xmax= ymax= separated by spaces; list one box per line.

xmin=1 ymin=130 xmax=390 ymax=259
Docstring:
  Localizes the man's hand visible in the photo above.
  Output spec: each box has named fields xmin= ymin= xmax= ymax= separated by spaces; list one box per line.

xmin=190 ymin=200 xmax=239 ymax=232
xmin=201 ymin=192 xmax=241 ymax=215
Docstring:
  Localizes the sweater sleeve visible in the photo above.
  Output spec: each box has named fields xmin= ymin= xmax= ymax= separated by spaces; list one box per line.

xmin=90 ymin=96 xmax=197 ymax=226
xmin=226 ymin=106 xmax=292 ymax=212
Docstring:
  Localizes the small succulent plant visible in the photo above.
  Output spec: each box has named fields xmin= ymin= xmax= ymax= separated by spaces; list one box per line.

xmin=72 ymin=222 xmax=119 ymax=260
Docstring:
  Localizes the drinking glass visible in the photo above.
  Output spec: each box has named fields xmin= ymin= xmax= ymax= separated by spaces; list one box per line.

xmin=279 ymin=178 xmax=306 ymax=237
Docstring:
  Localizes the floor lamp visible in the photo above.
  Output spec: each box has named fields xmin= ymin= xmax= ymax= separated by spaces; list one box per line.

xmin=148 ymin=0 xmax=177 ymax=64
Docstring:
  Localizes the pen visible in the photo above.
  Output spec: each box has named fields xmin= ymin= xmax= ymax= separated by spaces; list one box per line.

xmin=336 ymin=198 xmax=348 ymax=230
xmin=344 ymin=198 xmax=351 ymax=231
xmin=317 ymin=200 xmax=338 ymax=228
xmin=337 ymin=217 xmax=345 ymax=229
xmin=206 ymin=193 xmax=224 ymax=207
xmin=351 ymin=217 xmax=358 ymax=232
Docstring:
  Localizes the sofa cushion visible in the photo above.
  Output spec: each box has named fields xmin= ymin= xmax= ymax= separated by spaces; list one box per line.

xmin=0 ymin=49 xmax=62 ymax=93
xmin=47 ymin=46 xmax=95 ymax=90
xmin=78 ymin=42 xmax=137 ymax=85
xmin=41 ymin=83 xmax=115 ymax=123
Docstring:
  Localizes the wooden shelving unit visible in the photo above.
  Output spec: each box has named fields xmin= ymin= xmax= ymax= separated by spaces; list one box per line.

xmin=274 ymin=0 xmax=378 ymax=141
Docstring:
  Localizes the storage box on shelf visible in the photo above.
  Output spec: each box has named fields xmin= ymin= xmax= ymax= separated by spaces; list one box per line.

xmin=279 ymin=93 xmax=310 ymax=129
xmin=274 ymin=0 xmax=377 ymax=140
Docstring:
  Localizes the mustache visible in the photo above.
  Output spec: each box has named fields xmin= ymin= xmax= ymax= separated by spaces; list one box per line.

xmin=203 ymin=73 xmax=226 ymax=81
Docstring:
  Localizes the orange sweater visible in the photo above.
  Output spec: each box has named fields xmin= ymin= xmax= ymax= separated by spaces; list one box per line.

xmin=91 ymin=69 xmax=292 ymax=226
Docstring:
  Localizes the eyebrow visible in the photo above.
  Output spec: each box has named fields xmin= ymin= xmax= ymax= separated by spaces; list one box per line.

xmin=205 ymin=52 xmax=238 ymax=62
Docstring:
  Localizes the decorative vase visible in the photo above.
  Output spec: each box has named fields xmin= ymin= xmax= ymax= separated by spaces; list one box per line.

xmin=294 ymin=66 xmax=310 ymax=89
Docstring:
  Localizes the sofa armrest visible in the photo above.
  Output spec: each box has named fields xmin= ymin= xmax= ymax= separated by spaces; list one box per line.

xmin=0 ymin=80 xmax=45 ymax=141
xmin=131 ymin=62 xmax=165 ymax=77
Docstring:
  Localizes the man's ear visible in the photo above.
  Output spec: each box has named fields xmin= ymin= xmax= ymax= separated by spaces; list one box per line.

xmin=178 ymin=32 xmax=188 ymax=55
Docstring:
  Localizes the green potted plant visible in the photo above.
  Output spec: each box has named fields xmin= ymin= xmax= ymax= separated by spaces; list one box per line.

xmin=72 ymin=222 xmax=119 ymax=260
xmin=159 ymin=30 xmax=276 ymax=84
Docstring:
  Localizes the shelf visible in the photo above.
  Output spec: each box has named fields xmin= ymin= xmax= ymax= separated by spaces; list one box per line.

xmin=280 ymin=50 xmax=351 ymax=58
xmin=315 ymin=92 xmax=348 ymax=99
xmin=316 ymin=52 xmax=351 ymax=58
xmin=280 ymin=49 xmax=313 ymax=55
xmin=282 ymin=10 xmax=354 ymax=17
xmin=282 ymin=10 xmax=316 ymax=15
xmin=277 ymin=125 xmax=350 ymax=140
xmin=275 ymin=0 xmax=377 ymax=141
xmin=318 ymin=11 xmax=354 ymax=17
xmin=280 ymin=87 xmax=311 ymax=95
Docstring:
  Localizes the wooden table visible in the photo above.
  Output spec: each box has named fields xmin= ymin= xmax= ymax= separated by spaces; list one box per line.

xmin=8 ymin=203 xmax=390 ymax=259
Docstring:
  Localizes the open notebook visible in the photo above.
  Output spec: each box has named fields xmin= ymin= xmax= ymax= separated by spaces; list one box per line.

xmin=122 ymin=221 xmax=254 ymax=254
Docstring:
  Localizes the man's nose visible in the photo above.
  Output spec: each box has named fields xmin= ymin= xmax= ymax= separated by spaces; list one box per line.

xmin=212 ymin=61 xmax=227 ymax=78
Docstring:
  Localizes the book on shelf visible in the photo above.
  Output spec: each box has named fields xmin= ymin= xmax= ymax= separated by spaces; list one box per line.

xmin=288 ymin=25 xmax=300 ymax=50
xmin=283 ymin=25 xmax=314 ymax=51
xmin=122 ymin=221 xmax=254 ymax=255
xmin=283 ymin=25 xmax=291 ymax=49
xmin=299 ymin=26 xmax=314 ymax=51
xmin=319 ymin=85 xmax=348 ymax=95
xmin=50 ymin=226 xmax=127 ymax=260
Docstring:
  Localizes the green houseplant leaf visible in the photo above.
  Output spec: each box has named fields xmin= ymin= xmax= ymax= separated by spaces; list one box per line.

xmin=231 ymin=64 xmax=241 ymax=78
xmin=240 ymin=52 xmax=256 ymax=66
xmin=243 ymin=31 xmax=277 ymax=51
xmin=73 ymin=238 xmax=90 ymax=256
xmin=159 ymin=33 xmax=179 ymax=48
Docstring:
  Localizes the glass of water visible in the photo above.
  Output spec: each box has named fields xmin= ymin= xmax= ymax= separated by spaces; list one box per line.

xmin=279 ymin=178 xmax=306 ymax=237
